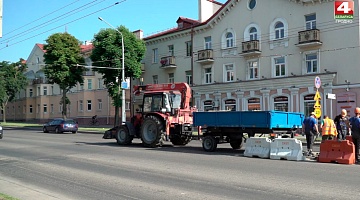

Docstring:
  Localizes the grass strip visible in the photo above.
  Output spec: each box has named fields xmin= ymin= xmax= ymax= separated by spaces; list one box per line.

xmin=0 ymin=193 xmax=19 ymax=200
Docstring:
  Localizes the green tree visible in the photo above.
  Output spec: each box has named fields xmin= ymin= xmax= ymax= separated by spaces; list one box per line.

xmin=91 ymin=26 xmax=146 ymax=125
xmin=43 ymin=32 xmax=85 ymax=119
xmin=0 ymin=59 xmax=28 ymax=122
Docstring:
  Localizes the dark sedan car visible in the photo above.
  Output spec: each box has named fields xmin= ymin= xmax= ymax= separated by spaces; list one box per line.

xmin=43 ymin=118 xmax=78 ymax=134
xmin=0 ymin=123 xmax=3 ymax=139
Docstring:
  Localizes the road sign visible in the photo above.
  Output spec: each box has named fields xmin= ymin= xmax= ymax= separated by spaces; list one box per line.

xmin=121 ymin=81 xmax=129 ymax=89
xmin=326 ymin=93 xmax=336 ymax=99
xmin=315 ymin=76 xmax=321 ymax=89
xmin=314 ymin=91 xmax=321 ymax=100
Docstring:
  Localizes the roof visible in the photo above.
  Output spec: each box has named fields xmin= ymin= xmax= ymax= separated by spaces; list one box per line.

xmin=36 ymin=43 xmax=94 ymax=53
xmin=144 ymin=0 xmax=227 ymax=40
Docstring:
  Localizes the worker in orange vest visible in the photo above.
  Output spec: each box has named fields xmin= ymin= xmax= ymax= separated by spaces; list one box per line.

xmin=321 ymin=115 xmax=337 ymax=142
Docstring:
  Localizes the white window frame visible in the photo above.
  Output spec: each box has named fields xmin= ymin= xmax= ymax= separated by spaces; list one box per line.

xmin=204 ymin=36 xmax=212 ymax=49
xmin=244 ymin=23 xmax=261 ymax=42
xmin=274 ymin=22 xmax=285 ymax=39
xmin=29 ymin=89 xmax=33 ymax=97
xmin=51 ymin=104 xmax=54 ymax=113
xmin=43 ymin=86 xmax=47 ymax=95
xmin=186 ymin=71 xmax=192 ymax=85
xmin=152 ymin=48 xmax=158 ymax=63
xmin=153 ymin=75 xmax=158 ymax=84
xmin=79 ymin=100 xmax=83 ymax=112
xmin=272 ymin=56 xmax=286 ymax=77
xmin=98 ymin=99 xmax=102 ymax=110
xmin=305 ymin=14 xmax=316 ymax=30
xmin=168 ymin=73 xmax=174 ymax=83
xmin=221 ymin=28 xmax=236 ymax=49
xmin=29 ymin=105 xmax=33 ymax=114
xmin=226 ymin=32 xmax=234 ymax=48
xmin=249 ymin=27 xmax=258 ymax=41
xmin=98 ymin=78 xmax=103 ymax=89
xmin=126 ymin=102 xmax=130 ymax=110
xmin=186 ymin=41 xmax=192 ymax=56
xmin=305 ymin=52 xmax=318 ymax=74
xmin=168 ymin=45 xmax=174 ymax=56
xmin=247 ymin=60 xmax=259 ymax=80
xmin=204 ymin=67 xmax=212 ymax=84
xmin=87 ymin=79 xmax=92 ymax=90
xmin=269 ymin=18 xmax=288 ymax=41
xmin=223 ymin=63 xmax=235 ymax=82
xmin=43 ymin=104 xmax=47 ymax=113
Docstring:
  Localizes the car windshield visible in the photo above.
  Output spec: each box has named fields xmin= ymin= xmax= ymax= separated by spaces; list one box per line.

xmin=170 ymin=93 xmax=181 ymax=109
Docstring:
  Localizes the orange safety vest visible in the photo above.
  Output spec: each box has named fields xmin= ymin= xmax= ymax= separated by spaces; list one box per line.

xmin=322 ymin=118 xmax=337 ymax=136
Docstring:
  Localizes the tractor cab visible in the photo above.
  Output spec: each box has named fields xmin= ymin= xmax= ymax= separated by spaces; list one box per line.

xmin=142 ymin=91 xmax=181 ymax=114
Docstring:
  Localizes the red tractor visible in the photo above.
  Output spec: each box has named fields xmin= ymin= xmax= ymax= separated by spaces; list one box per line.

xmin=103 ymin=82 xmax=196 ymax=147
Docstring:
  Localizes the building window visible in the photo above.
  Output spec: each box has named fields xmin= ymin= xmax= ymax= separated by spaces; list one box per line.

xmin=248 ymin=60 xmax=258 ymax=80
xmin=275 ymin=22 xmax=285 ymax=39
xmin=168 ymin=73 xmax=174 ymax=83
xmin=98 ymin=99 xmax=102 ymax=110
xmin=249 ymin=27 xmax=257 ymax=40
xmin=248 ymin=0 xmax=256 ymax=10
xmin=29 ymin=89 xmax=33 ymax=97
xmin=80 ymin=83 xmax=84 ymax=90
xmin=126 ymin=102 xmax=130 ymax=110
xmin=43 ymin=104 xmax=47 ymax=113
xmin=168 ymin=45 xmax=174 ymax=56
xmin=51 ymin=86 xmax=54 ymax=95
xmin=51 ymin=104 xmax=54 ymax=113
xmin=29 ymin=105 xmax=33 ymax=113
xmin=225 ymin=99 xmax=236 ymax=111
xmin=204 ymin=68 xmax=212 ymax=84
xmin=152 ymin=48 xmax=158 ymax=63
xmin=224 ymin=64 xmax=235 ymax=82
xmin=186 ymin=41 xmax=192 ymax=56
xmin=87 ymin=79 xmax=92 ymax=90
xmin=306 ymin=53 xmax=318 ymax=73
xmin=248 ymin=98 xmax=260 ymax=111
xmin=305 ymin=14 xmax=316 ymax=30
xmin=37 ymin=87 xmax=40 ymax=96
xmin=205 ymin=36 xmax=212 ymax=49
xmin=274 ymin=96 xmax=288 ymax=112
xmin=43 ymin=86 xmax=47 ymax=95
xmin=87 ymin=100 xmax=92 ymax=111
xmin=186 ymin=71 xmax=192 ymax=85
xmin=79 ymin=100 xmax=83 ymax=111
xmin=37 ymin=57 xmax=40 ymax=64
xmin=203 ymin=100 xmax=213 ymax=111
xmin=274 ymin=56 xmax=286 ymax=77
xmin=98 ymin=78 xmax=103 ymax=89
xmin=153 ymin=75 xmax=158 ymax=84
xmin=226 ymin=32 xmax=234 ymax=48
xmin=304 ymin=94 xmax=316 ymax=117
xmin=37 ymin=104 xmax=40 ymax=113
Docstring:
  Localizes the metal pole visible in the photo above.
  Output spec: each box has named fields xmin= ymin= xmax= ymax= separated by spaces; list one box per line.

xmin=98 ymin=17 xmax=126 ymax=124
xmin=330 ymin=99 xmax=333 ymax=118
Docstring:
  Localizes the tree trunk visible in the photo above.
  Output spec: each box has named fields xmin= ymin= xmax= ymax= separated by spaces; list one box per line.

xmin=62 ymin=89 xmax=67 ymax=119
xmin=2 ymin=100 xmax=8 ymax=123
xmin=114 ymin=105 xmax=119 ymax=127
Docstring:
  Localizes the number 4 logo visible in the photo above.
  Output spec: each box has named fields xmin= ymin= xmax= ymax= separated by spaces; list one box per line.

xmin=335 ymin=1 xmax=354 ymax=15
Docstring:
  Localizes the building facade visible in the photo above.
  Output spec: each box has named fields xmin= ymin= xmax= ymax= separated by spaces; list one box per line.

xmin=141 ymin=0 xmax=360 ymax=118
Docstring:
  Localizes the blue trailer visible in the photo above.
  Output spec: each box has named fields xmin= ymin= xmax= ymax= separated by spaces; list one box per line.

xmin=193 ymin=111 xmax=304 ymax=151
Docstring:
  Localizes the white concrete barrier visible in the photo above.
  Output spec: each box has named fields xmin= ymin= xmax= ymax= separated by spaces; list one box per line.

xmin=244 ymin=137 xmax=272 ymax=158
xmin=270 ymin=138 xmax=303 ymax=161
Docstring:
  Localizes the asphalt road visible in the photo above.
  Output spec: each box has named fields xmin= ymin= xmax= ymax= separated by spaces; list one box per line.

xmin=0 ymin=128 xmax=359 ymax=200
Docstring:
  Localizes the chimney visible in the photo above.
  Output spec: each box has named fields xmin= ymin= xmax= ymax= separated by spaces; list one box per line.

xmin=198 ymin=0 xmax=223 ymax=22
xmin=133 ymin=30 xmax=143 ymax=39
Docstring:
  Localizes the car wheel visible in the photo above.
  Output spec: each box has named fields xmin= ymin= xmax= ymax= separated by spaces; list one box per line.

xmin=55 ymin=127 xmax=62 ymax=133
xmin=43 ymin=127 xmax=49 ymax=133
xmin=72 ymin=131 xmax=77 ymax=134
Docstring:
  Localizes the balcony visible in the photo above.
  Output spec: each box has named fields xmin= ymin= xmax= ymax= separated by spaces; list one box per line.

xmin=160 ymin=56 xmax=177 ymax=69
xmin=32 ymin=78 xmax=48 ymax=85
xmin=296 ymin=29 xmax=322 ymax=48
xmin=83 ymin=69 xmax=95 ymax=76
xmin=196 ymin=49 xmax=214 ymax=64
xmin=240 ymin=40 xmax=261 ymax=56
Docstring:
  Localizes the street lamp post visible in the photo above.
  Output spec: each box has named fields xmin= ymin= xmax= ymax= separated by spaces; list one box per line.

xmin=98 ymin=17 xmax=126 ymax=124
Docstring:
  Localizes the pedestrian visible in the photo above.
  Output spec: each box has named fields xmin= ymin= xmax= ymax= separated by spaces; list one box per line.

xmin=334 ymin=109 xmax=351 ymax=140
xmin=321 ymin=115 xmax=337 ymax=142
xmin=302 ymin=112 xmax=320 ymax=156
xmin=349 ymin=107 xmax=360 ymax=163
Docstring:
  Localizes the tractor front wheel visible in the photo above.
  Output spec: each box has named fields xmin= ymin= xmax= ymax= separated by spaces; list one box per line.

xmin=116 ymin=126 xmax=133 ymax=145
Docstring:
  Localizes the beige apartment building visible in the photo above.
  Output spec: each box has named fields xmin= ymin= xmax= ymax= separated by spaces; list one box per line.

xmin=2 ymin=42 xmax=134 ymax=124
xmin=142 ymin=0 xmax=360 ymax=118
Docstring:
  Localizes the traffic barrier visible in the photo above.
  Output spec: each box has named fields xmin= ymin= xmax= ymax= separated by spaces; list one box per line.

xmin=346 ymin=135 xmax=353 ymax=143
xmin=318 ymin=140 xmax=355 ymax=164
xmin=244 ymin=137 xmax=272 ymax=158
xmin=270 ymin=138 xmax=303 ymax=161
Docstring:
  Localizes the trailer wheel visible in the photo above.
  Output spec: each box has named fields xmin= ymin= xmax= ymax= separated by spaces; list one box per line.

xmin=202 ymin=136 xmax=217 ymax=152
xmin=116 ymin=126 xmax=133 ymax=145
xmin=141 ymin=116 xmax=163 ymax=147
xmin=170 ymin=135 xmax=191 ymax=146
xmin=230 ymin=138 xmax=244 ymax=150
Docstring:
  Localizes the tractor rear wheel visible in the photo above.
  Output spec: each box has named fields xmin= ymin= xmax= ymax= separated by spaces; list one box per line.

xmin=230 ymin=138 xmax=244 ymax=149
xmin=202 ymin=136 xmax=217 ymax=152
xmin=116 ymin=126 xmax=133 ymax=145
xmin=141 ymin=116 xmax=163 ymax=147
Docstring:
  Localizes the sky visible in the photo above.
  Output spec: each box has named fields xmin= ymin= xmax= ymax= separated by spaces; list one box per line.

xmin=0 ymin=0 xmax=226 ymax=63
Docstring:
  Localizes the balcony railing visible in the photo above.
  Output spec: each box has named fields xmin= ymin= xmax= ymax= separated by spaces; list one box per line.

xmin=296 ymin=29 xmax=322 ymax=47
xmin=160 ymin=56 xmax=177 ymax=69
xmin=196 ymin=49 xmax=214 ymax=63
xmin=240 ymin=40 xmax=261 ymax=56
xmin=32 ymin=78 xmax=47 ymax=85
xmin=83 ymin=69 xmax=95 ymax=76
